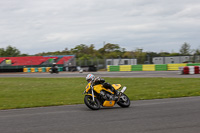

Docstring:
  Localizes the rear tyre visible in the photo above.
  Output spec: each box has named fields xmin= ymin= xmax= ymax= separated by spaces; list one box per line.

xmin=84 ymin=95 xmax=100 ymax=110
xmin=117 ymin=94 xmax=130 ymax=108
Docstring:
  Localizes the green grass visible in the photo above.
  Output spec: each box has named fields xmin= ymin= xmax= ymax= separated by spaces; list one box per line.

xmin=0 ymin=77 xmax=200 ymax=110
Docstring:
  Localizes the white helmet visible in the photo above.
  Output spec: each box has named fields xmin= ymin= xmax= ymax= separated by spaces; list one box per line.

xmin=86 ymin=74 xmax=95 ymax=83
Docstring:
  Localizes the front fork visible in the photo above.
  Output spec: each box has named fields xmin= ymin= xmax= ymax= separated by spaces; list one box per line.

xmin=83 ymin=85 xmax=95 ymax=102
xmin=91 ymin=85 xmax=95 ymax=102
xmin=117 ymin=86 xmax=127 ymax=102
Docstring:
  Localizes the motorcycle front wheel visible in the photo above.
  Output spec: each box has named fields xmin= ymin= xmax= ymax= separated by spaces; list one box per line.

xmin=117 ymin=94 xmax=130 ymax=108
xmin=84 ymin=95 xmax=100 ymax=110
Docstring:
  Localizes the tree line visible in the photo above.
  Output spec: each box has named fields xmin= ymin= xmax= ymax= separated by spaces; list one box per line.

xmin=1 ymin=42 xmax=200 ymax=64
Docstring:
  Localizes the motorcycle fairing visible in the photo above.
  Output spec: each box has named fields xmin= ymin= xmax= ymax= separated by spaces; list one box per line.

xmin=93 ymin=84 xmax=114 ymax=94
xmin=112 ymin=84 xmax=121 ymax=90
xmin=103 ymin=100 xmax=115 ymax=107
xmin=85 ymin=83 xmax=91 ymax=93
xmin=85 ymin=83 xmax=121 ymax=94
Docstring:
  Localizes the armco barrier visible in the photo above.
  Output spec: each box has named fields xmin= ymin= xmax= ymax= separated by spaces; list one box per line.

xmin=142 ymin=65 xmax=155 ymax=71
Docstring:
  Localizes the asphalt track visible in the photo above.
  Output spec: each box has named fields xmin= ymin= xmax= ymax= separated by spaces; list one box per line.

xmin=1 ymin=97 xmax=200 ymax=133
xmin=0 ymin=71 xmax=200 ymax=78
xmin=0 ymin=71 xmax=200 ymax=133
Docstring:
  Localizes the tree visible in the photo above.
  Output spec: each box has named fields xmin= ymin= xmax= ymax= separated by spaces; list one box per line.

xmin=169 ymin=52 xmax=180 ymax=56
xmin=194 ymin=46 xmax=200 ymax=55
xmin=179 ymin=42 xmax=191 ymax=55
xmin=98 ymin=43 xmax=124 ymax=58
xmin=88 ymin=44 xmax=95 ymax=55
xmin=0 ymin=48 xmax=5 ymax=56
xmin=133 ymin=48 xmax=146 ymax=64
xmin=70 ymin=44 xmax=89 ymax=58
xmin=122 ymin=51 xmax=134 ymax=58
xmin=0 ymin=45 xmax=21 ymax=57
xmin=158 ymin=51 xmax=170 ymax=56
xmin=103 ymin=43 xmax=120 ymax=52
xmin=145 ymin=52 xmax=160 ymax=64
xmin=70 ymin=44 xmax=99 ymax=58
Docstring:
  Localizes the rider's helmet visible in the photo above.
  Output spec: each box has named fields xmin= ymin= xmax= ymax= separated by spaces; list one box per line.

xmin=52 ymin=63 xmax=56 ymax=66
xmin=86 ymin=74 xmax=95 ymax=83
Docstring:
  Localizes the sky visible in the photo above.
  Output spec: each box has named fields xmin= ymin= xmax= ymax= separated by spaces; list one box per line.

xmin=0 ymin=0 xmax=200 ymax=55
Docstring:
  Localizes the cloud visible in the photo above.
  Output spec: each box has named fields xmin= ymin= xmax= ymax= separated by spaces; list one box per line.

xmin=0 ymin=0 xmax=200 ymax=54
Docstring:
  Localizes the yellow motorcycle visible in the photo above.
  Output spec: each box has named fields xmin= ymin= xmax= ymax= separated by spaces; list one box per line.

xmin=83 ymin=81 xmax=130 ymax=110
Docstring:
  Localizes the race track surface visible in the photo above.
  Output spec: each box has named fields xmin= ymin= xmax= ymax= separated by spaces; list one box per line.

xmin=0 ymin=71 xmax=200 ymax=78
xmin=1 ymin=96 xmax=200 ymax=133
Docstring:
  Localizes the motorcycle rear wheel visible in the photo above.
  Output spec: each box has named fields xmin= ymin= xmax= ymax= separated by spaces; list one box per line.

xmin=84 ymin=95 xmax=100 ymax=110
xmin=117 ymin=94 xmax=130 ymax=108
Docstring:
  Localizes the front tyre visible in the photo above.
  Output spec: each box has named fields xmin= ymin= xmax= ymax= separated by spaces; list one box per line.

xmin=117 ymin=94 xmax=130 ymax=108
xmin=84 ymin=95 xmax=100 ymax=110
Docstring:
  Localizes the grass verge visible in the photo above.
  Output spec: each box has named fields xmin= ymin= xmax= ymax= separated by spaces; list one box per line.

xmin=0 ymin=77 xmax=200 ymax=110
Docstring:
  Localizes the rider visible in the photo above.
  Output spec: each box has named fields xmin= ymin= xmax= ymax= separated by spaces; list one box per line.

xmin=52 ymin=63 xmax=58 ymax=72
xmin=86 ymin=74 xmax=119 ymax=95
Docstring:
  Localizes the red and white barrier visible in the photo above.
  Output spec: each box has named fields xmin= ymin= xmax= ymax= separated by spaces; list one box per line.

xmin=180 ymin=66 xmax=200 ymax=74
xmin=194 ymin=66 xmax=200 ymax=74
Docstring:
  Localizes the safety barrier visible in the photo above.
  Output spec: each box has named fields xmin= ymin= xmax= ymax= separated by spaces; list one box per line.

xmin=31 ymin=68 xmax=35 ymax=72
xmin=167 ymin=64 xmax=187 ymax=71
xmin=155 ymin=64 xmax=168 ymax=71
xmin=142 ymin=65 xmax=155 ymax=71
xmin=107 ymin=63 xmax=200 ymax=72
xmin=120 ymin=65 xmax=131 ymax=71
xmin=46 ymin=67 xmax=51 ymax=72
xmin=23 ymin=67 xmax=63 ymax=73
xmin=107 ymin=65 xmax=120 ymax=72
xmin=131 ymin=65 xmax=143 ymax=71
xmin=23 ymin=68 xmax=28 ymax=72
xmin=180 ymin=66 xmax=200 ymax=74
xmin=187 ymin=63 xmax=200 ymax=66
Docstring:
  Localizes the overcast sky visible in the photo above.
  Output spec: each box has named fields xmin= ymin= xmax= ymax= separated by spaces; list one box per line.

xmin=0 ymin=0 xmax=200 ymax=55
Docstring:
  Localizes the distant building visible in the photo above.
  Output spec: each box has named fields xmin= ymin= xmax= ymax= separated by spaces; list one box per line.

xmin=106 ymin=58 xmax=137 ymax=66
xmin=152 ymin=56 xmax=194 ymax=64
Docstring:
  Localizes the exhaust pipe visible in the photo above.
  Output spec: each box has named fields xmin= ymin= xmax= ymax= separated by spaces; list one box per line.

xmin=120 ymin=86 xmax=127 ymax=93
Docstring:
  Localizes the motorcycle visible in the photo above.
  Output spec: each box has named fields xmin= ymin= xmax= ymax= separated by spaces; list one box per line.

xmin=83 ymin=81 xmax=130 ymax=110
xmin=49 ymin=67 xmax=59 ymax=74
